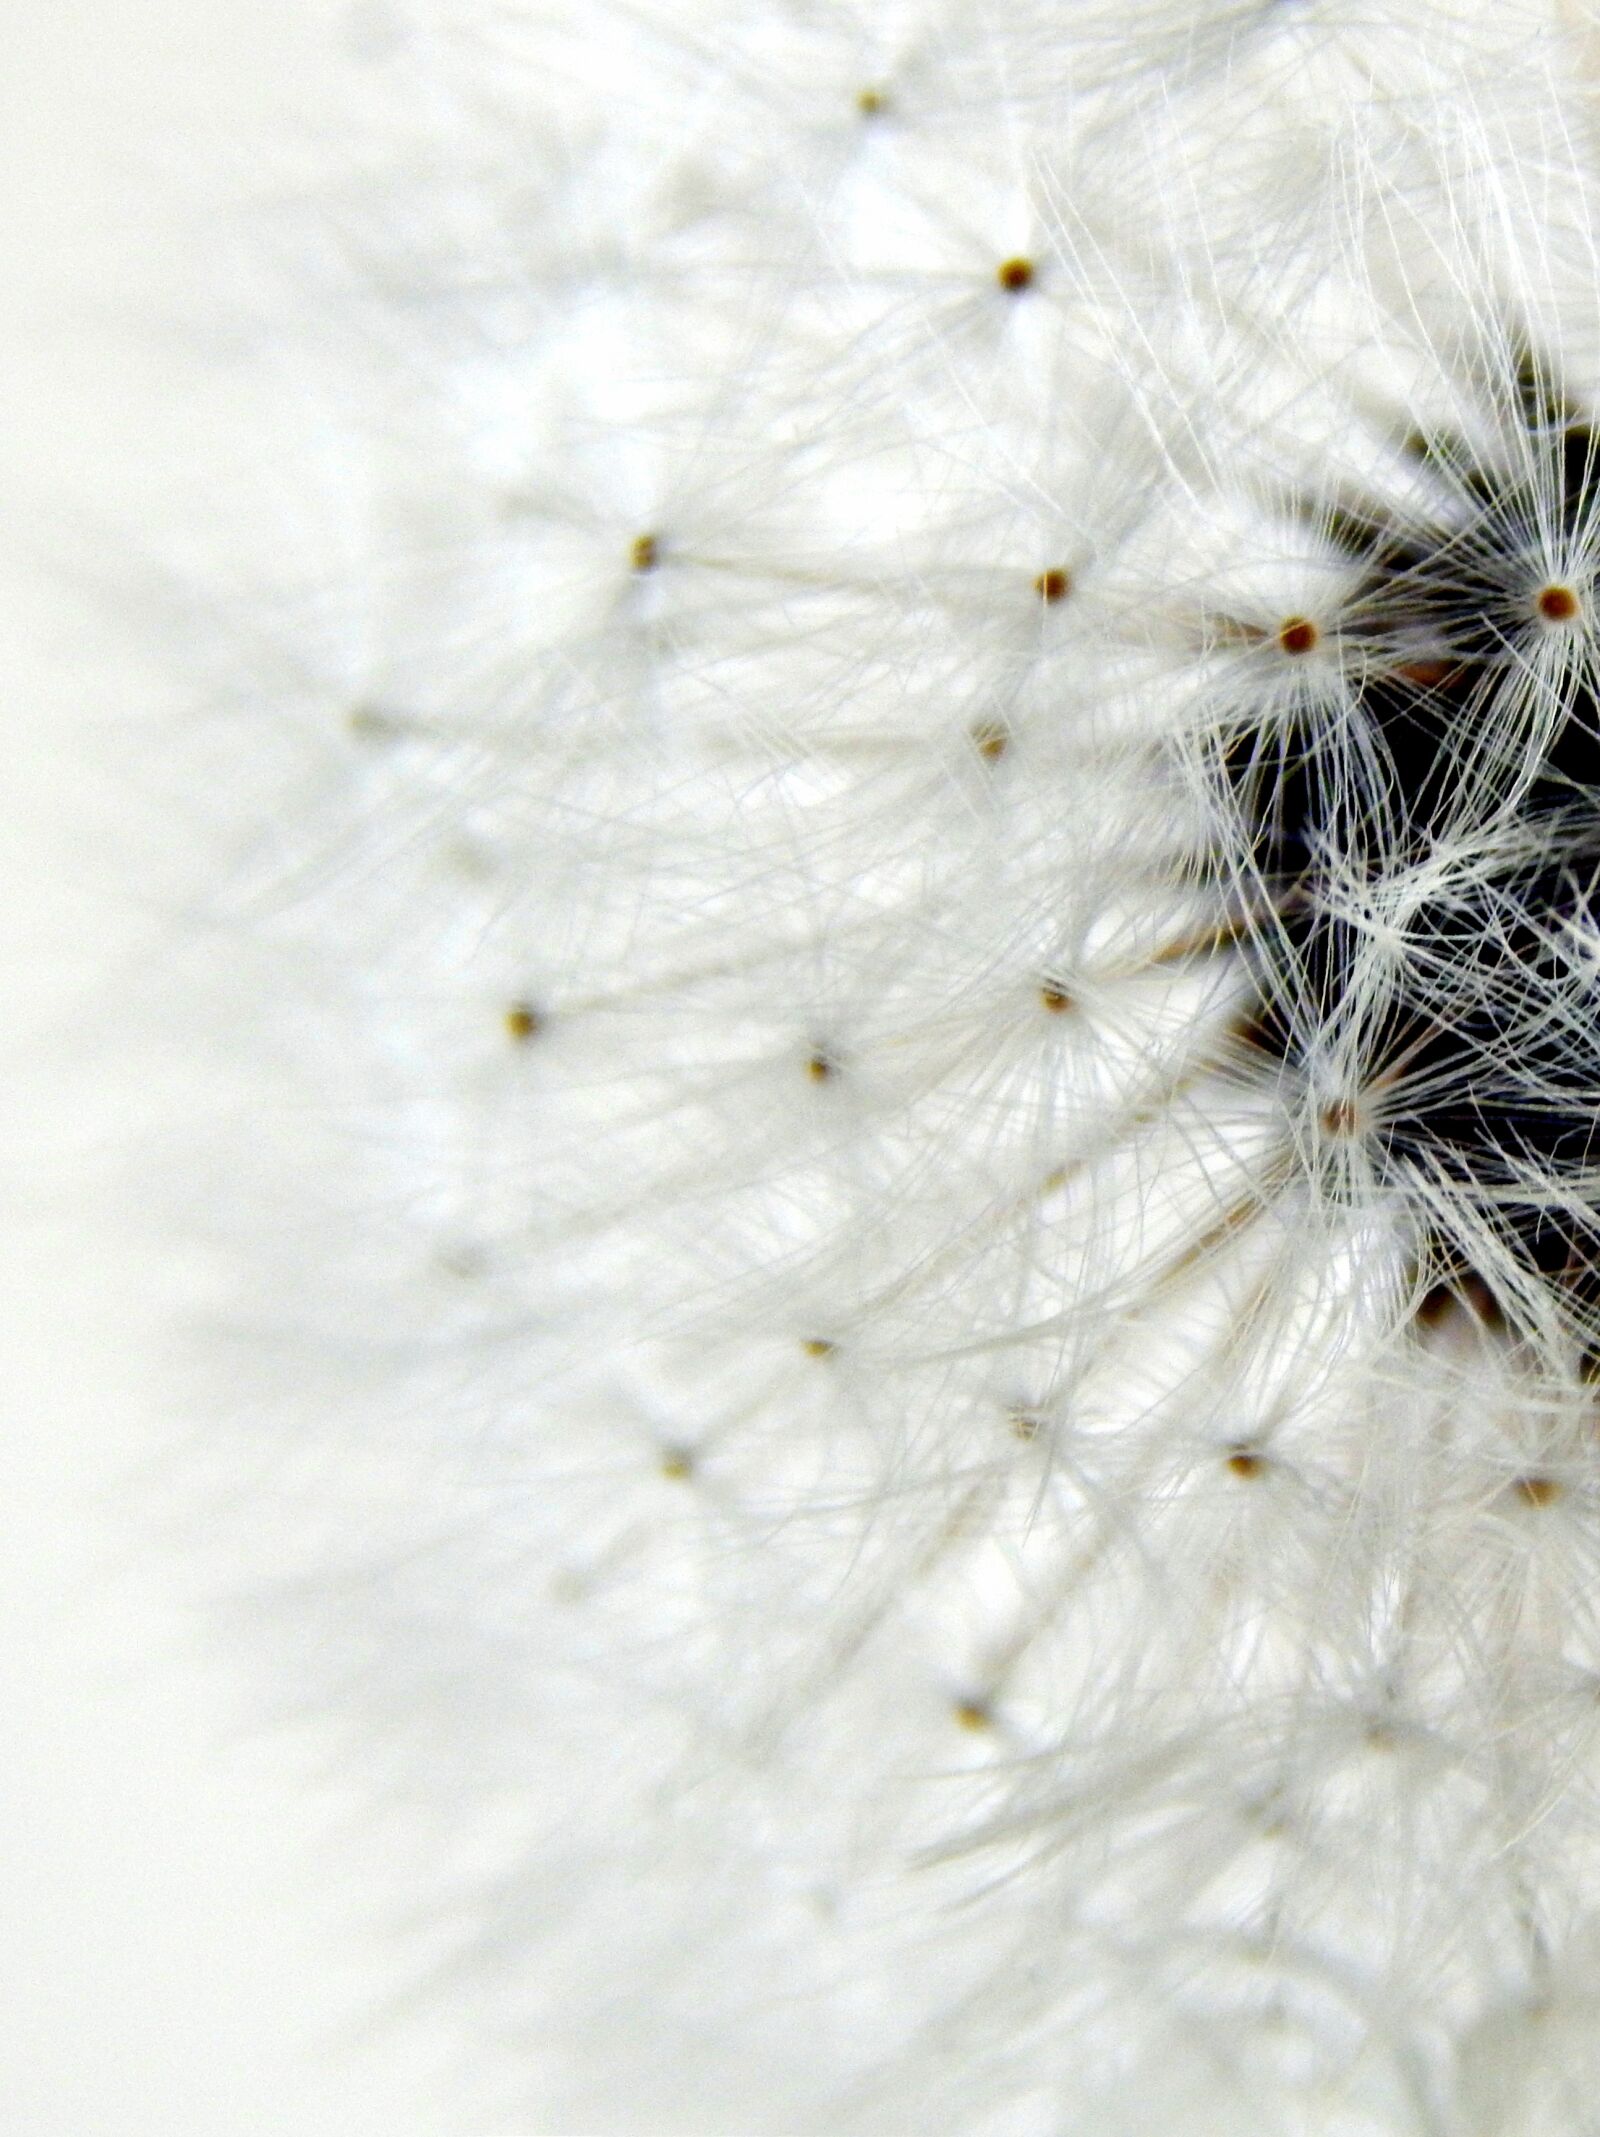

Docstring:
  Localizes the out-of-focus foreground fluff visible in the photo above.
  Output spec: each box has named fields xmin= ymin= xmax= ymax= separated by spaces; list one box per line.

xmin=177 ymin=0 xmax=1600 ymax=2129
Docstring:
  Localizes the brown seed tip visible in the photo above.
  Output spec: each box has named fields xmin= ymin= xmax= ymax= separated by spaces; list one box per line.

xmin=1009 ymin=1410 xmax=1044 ymax=1442
xmin=1226 ymin=1449 xmax=1265 ymax=1479
xmin=970 ymin=718 xmax=1009 ymax=762
xmin=630 ymin=532 xmax=660 ymax=572
xmin=1512 ymin=1473 xmax=1563 ymax=1507
xmin=505 ymin=1002 xmax=542 ymax=1043
xmin=1034 ymin=567 xmax=1070 ymax=604
xmin=806 ymin=1049 xmax=837 ymax=1083
xmin=1537 ymin=582 xmax=1580 ymax=623
xmin=1039 ymin=983 xmax=1073 ymax=1014
xmin=1319 ymin=1096 xmax=1360 ymax=1137
xmin=857 ymin=86 xmax=886 ymax=116
xmin=1278 ymin=616 xmax=1319 ymax=656
xmin=997 ymin=256 xmax=1035 ymax=293
xmin=953 ymin=1698 xmax=993 ymax=1732
xmin=802 ymin=1337 xmax=836 ymax=1359
xmin=659 ymin=1448 xmax=695 ymax=1482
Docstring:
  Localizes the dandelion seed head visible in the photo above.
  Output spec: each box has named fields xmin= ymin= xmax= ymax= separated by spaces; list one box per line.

xmin=185 ymin=0 xmax=1600 ymax=2129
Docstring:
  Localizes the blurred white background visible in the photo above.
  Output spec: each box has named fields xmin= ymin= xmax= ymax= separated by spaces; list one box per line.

xmin=0 ymin=6 xmax=454 ymax=2131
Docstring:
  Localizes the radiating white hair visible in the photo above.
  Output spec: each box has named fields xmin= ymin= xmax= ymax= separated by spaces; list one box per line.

xmin=181 ymin=1 xmax=1600 ymax=2128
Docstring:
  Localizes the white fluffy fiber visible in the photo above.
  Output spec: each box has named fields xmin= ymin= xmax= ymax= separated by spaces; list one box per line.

xmin=177 ymin=1 xmax=1600 ymax=2129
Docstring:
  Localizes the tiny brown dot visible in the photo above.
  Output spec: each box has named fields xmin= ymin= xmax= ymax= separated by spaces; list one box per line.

xmin=1009 ymin=1410 xmax=1044 ymax=1442
xmin=953 ymin=1698 xmax=993 ymax=1732
xmin=970 ymin=718 xmax=1009 ymax=762
xmin=1034 ymin=567 xmax=1070 ymax=604
xmin=806 ymin=1049 xmax=837 ymax=1083
xmin=659 ymin=1448 xmax=695 ymax=1482
xmin=1537 ymin=582 xmax=1580 ymax=623
xmin=1039 ymin=983 xmax=1073 ymax=1014
xmin=857 ymin=86 xmax=886 ymax=116
xmin=505 ymin=1002 xmax=542 ymax=1043
xmin=1512 ymin=1474 xmax=1563 ymax=1507
xmin=802 ymin=1337 xmax=836 ymax=1359
xmin=1278 ymin=616 xmax=1319 ymax=656
xmin=997 ymin=256 xmax=1035 ymax=293
xmin=1227 ymin=1449 xmax=1265 ymax=1479
xmin=630 ymin=532 xmax=660 ymax=572
xmin=1319 ymin=1097 xmax=1360 ymax=1137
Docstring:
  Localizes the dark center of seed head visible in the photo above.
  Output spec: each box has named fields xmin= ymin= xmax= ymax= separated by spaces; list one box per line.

xmin=1224 ymin=359 xmax=1600 ymax=1316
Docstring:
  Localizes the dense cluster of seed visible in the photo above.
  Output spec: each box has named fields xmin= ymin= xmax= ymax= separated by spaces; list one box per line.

xmin=1222 ymin=352 xmax=1600 ymax=1333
